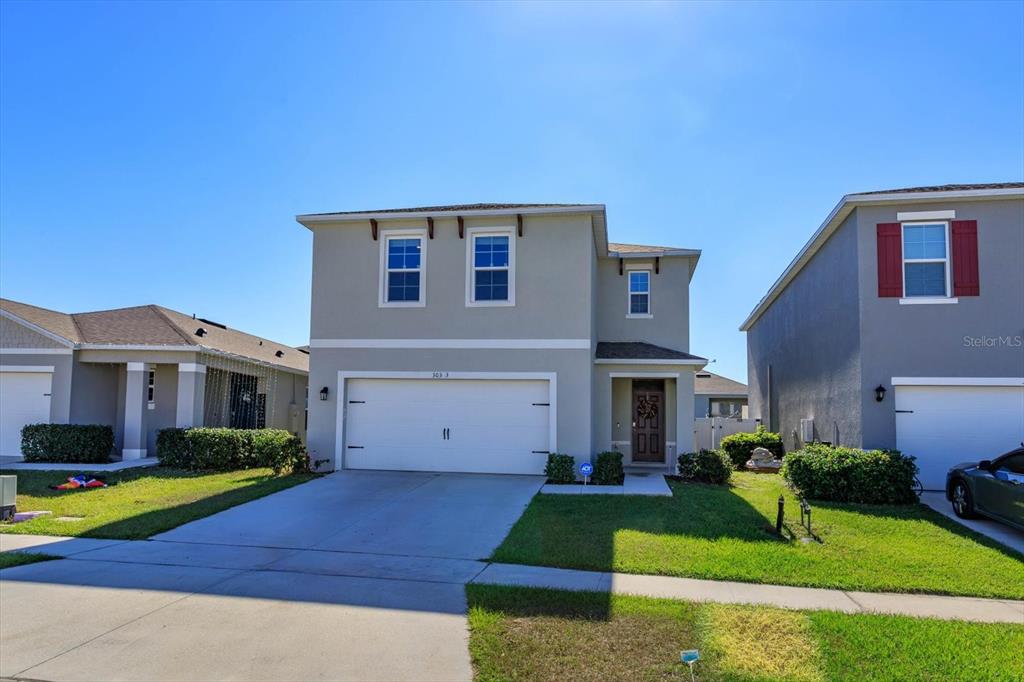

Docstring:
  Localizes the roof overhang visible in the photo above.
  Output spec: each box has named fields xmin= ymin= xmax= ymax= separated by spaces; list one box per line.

xmin=296 ymin=204 xmax=607 ymax=227
xmin=594 ymin=358 xmax=708 ymax=366
xmin=739 ymin=186 xmax=1024 ymax=331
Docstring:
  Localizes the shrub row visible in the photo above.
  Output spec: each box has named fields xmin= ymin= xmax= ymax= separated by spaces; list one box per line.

xmin=782 ymin=443 xmax=918 ymax=504
xmin=677 ymin=449 xmax=732 ymax=485
xmin=21 ymin=424 xmax=114 ymax=463
xmin=543 ymin=451 xmax=625 ymax=485
xmin=719 ymin=426 xmax=784 ymax=469
xmin=156 ymin=427 xmax=307 ymax=474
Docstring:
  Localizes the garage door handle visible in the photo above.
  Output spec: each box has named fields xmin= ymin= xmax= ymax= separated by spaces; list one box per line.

xmin=532 ymin=402 xmax=549 ymax=406
xmin=895 ymin=410 xmax=914 ymax=414
xmin=347 ymin=445 xmax=364 ymax=449
xmin=532 ymin=450 xmax=549 ymax=454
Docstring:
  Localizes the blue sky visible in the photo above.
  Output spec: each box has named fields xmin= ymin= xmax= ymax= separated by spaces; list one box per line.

xmin=2 ymin=1 xmax=1021 ymax=382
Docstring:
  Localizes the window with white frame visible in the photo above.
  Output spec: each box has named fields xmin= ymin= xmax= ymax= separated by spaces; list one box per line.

xmin=627 ymin=270 xmax=651 ymax=316
xmin=467 ymin=228 xmax=515 ymax=306
xmin=147 ymin=369 xmax=156 ymax=404
xmin=380 ymin=231 xmax=425 ymax=306
xmin=902 ymin=222 xmax=949 ymax=297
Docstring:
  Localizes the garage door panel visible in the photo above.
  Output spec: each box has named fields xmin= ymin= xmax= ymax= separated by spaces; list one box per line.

xmin=344 ymin=378 xmax=550 ymax=475
xmin=0 ymin=371 xmax=53 ymax=457
xmin=895 ymin=384 xmax=1024 ymax=491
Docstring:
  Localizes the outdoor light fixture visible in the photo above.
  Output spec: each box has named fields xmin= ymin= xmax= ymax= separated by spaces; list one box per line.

xmin=319 ymin=386 xmax=329 ymax=401
xmin=874 ymin=384 xmax=886 ymax=402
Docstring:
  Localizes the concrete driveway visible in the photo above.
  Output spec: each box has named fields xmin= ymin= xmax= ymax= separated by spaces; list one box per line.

xmin=0 ymin=471 xmax=543 ymax=681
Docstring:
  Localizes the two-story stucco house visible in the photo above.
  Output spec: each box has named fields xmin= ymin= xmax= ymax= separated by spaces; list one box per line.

xmin=299 ymin=203 xmax=706 ymax=474
xmin=741 ymin=184 xmax=1024 ymax=490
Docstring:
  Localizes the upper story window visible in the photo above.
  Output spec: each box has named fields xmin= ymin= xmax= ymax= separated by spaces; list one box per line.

xmin=466 ymin=227 xmax=515 ymax=307
xmin=379 ymin=229 xmax=426 ymax=307
xmin=627 ymin=269 xmax=651 ymax=317
xmin=902 ymin=222 xmax=949 ymax=298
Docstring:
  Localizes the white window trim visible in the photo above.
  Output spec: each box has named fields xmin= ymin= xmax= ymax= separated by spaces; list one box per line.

xmin=901 ymin=221 xmax=952 ymax=301
xmin=465 ymin=226 xmax=516 ymax=307
xmin=625 ymin=265 xmax=652 ymax=318
xmin=378 ymin=228 xmax=427 ymax=308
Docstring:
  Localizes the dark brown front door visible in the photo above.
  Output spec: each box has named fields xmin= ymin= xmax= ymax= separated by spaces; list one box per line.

xmin=632 ymin=380 xmax=665 ymax=462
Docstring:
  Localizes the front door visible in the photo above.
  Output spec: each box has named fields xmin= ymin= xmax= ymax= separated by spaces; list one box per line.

xmin=632 ymin=380 xmax=665 ymax=463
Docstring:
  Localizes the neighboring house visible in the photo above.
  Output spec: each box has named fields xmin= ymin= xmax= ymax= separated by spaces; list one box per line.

xmin=299 ymin=203 xmax=706 ymax=474
xmin=0 ymin=299 xmax=309 ymax=460
xmin=741 ymin=183 xmax=1024 ymax=490
xmin=694 ymin=370 xmax=748 ymax=418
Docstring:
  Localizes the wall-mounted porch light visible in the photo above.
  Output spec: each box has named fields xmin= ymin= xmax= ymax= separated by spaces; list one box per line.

xmin=319 ymin=386 xmax=329 ymax=401
xmin=874 ymin=384 xmax=886 ymax=403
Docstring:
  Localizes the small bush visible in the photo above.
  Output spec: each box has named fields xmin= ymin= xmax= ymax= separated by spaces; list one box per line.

xmin=21 ymin=424 xmax=113 ymax=463
xmin=677 ymin=449 xmax=732 ymax=485
xmin=156 ymin=427 xmax=308 ymax=474
xmin=720 ymin=426 xmax=784 ymax=469
xmin=544 ymin=453 xmax=575 ymax=484
xmin=781 ymin=443 xmax=918 ymax=504
xmin=593 ymin=451 xmax=625 ymax=485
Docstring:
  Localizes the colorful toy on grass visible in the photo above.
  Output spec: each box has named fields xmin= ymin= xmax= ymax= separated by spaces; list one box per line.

xmin=50 ymin=475 xmax=107 ymax=491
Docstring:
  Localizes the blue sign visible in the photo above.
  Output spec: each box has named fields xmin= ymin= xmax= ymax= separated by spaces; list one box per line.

xmin=681 ymin=650 xmax=700 ymax=664
xmin=579 ymin=462 xmax=594 ymax=476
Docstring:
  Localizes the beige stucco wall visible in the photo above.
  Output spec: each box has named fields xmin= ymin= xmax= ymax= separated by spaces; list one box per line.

xmin=595 ymin=255 xmax=694 ymax=350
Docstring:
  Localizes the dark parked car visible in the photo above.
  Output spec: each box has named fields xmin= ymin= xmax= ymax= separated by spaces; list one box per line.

xmin=946 ymin=447 xmax=1024 ymax=532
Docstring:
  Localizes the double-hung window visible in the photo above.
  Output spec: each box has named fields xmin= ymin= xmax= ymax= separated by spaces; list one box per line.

xmin=627 ymin=269 xmax=651 ymax=317
xmin=902 ymin=222 xmax=950 ymax=298
xmin=379 ymin=230 xmax=426 ymax=307
xmin=466 ymin=228 xmax=515 ymax=306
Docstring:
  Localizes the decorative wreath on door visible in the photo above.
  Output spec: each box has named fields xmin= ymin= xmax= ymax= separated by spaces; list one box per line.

xmin=636 ymin=397 xmax=658 ymax=421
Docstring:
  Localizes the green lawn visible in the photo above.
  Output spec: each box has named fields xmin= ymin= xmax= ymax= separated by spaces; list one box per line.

xmin=0 ymin=551 xmax=58 ymax=570
xmin=0 ymin=467 xmax=317 ymax=539
xmin=467 ymin=585 xmax=1024 ymax=682
xmin=492 ymin=472 xmax=1024 ymax=599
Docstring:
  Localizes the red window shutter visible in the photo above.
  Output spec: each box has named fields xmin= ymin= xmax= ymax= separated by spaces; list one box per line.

xmin=951 ymin=220 xmax=980 ymax=296
xmin=876 ymin=223 xmax=903 ymax=297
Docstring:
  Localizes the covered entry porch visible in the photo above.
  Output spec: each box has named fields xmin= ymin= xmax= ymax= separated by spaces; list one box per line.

xmin=593 ymin=343 xmax=706 ymax=471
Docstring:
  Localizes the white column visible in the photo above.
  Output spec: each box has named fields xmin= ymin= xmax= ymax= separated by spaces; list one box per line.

xmin=122 ymin=362 xmax=148 ymax=460
xmin=175 ymin=363 xmax=207 ymax=428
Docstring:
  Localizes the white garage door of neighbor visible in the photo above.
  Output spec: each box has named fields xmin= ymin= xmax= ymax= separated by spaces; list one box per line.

xmin=344 ymin=378 xmax=551 ymax=475
xmin=895 ymin=384 xmax=1024 ymax=491
xmin=0 ymin=371 xmax=53 ymax=457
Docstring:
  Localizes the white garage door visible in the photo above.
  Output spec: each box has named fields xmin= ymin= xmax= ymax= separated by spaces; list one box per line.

xmin=0 ymin=371 xmax=53 ymax=457
xmin=344 ymin=378 xmax=551 ymax=474
xmin=895 ymin=383 xmax=1024 ymax=491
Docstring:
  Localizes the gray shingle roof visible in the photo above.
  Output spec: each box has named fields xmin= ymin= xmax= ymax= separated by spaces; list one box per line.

xmin=608 ymin=242 xmax=686 ymax=254
xmin=855 ymin=182 xmax=1023 ymax=195
xmin=303 ymin=203 xmax=594 ymax=217
xmin=596 ymin=342 xmax=706 ymax=361
xmin=1 ymin=298 xmax=307 ymax=373
xmin=694 ymin=370 xmax=747 ymax=396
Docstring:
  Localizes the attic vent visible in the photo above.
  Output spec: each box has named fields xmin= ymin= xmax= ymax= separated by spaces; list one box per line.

xmin=275 ymin=350 xmax=284 ymax=358
xmin=197 ymin=317 xmax=227 ymax=330
xmin=195 ymin=328 xmax=208 ymax=337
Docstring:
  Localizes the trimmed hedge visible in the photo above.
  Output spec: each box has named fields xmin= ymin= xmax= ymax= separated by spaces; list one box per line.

xmin=21 ymin=424 xmax=113 ymax=463
xmin=544 ymin=453 xmax=575 ymax=484
xmin=593 ymin=451 xmax=624 ymax=485
xmin=720 ymin=426 xmax=784 ymax=469
xmin=781 ymin=443 xmax=918 ymax=504
xmin=677 ymin=449 xmax=732 ymax=485
xmin=156 ymin=427 xmax=308 ymax=474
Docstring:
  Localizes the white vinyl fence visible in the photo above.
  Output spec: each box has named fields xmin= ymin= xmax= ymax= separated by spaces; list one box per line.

xmin=694 ymin=417 xmax=760 ymax=452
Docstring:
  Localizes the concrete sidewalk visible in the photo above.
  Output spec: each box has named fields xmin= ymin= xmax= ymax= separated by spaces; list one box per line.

xmin=472 ymin=563 xmax=1024 ymax=624
xmin=540 ymin=473 xmax=672 ymax=496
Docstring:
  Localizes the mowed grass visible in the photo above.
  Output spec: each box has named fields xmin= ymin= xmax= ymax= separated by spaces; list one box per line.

xmin=467 ymin=584 xmax=1024 ymax=682
xmin=0 ymin=551 xmax=58 ymax=570
xmin=492 ymin=472 xmax=1024 ymax=599
xmin=0 ymin=468 xmax=317 ymax=539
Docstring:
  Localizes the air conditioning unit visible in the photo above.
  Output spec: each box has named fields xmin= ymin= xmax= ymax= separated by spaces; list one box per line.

xmin=0 ymin=475 xmax=16 ymax=521
xmin=799 ymin=418 xmax=815 ymax=443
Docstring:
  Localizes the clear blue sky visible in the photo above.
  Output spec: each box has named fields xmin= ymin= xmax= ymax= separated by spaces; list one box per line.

xmin=2 ymin=1 xmax=1022 ymax=382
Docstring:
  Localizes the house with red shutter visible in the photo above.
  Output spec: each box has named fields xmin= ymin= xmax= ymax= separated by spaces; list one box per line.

xmin=740 ymin=183 xmax=1023 ymax=491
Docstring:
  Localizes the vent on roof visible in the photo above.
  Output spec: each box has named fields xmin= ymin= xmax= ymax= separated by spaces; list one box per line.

xmin=197 ymin=317 xmax=227 ymax=330
xmin=195 ymin=328 xmax=208 ymax=337
xmin=275 ymin=350 xmax=284 ymax=358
